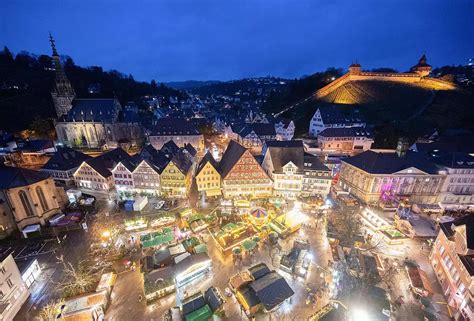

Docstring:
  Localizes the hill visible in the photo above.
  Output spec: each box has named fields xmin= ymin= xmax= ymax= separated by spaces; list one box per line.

xmin=165 ymin=80 xmax=221 ymax=90
xmin=263 ymin=65 xmax=474 ymax=147
xmin=0 ymin=47 xmax=183 ymax=132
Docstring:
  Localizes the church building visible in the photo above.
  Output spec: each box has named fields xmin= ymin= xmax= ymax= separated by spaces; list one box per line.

xmin=49 ymin=34 xmax=143 ymax=150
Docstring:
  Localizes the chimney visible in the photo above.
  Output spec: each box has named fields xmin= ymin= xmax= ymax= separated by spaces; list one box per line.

xmin=396 ymin=137 xmax=409 ymax=157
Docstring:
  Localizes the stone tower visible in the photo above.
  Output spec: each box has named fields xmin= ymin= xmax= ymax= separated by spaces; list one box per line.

xmin=410 ymin=54 xmax=432 ymax=78
xmin=50 ymin=33 xmax=75 ymax=118
xmin=348 ymin=62 xmax=361 ymax=74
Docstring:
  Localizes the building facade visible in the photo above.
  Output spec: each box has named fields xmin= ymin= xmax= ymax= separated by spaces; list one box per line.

xmin=41 ymin=147 xmax=91 ymax=186
xmin=302 ymin=153 xmax=332 ymax=197
xmin=111 ymin=161 xmax=135 ymax=194
xmin=0 ymin=167 xmax=64 ymax=234
xmin=274 ymin=119 xmax=295 ymax=141
xmin=430 ymin=216 xmax=474 ymax=320
xmin=159 ymin=149 xmax=194 ymax=198
xmin=434 ymin=153 xmax=474 ymax=211
xmin=49 ymin=37 xmax=143 ymax=149
xmin=195 ymin=153 xmax=221 ymax=197
xmin=0 ymin=253 xmax=30 ymax=320
xmin=148 ymin=118 xmax=205 ymax=155
xmin=261 ymin=141 xmax=304 ymax=200
xmin=309 ymin=105 xmax=366 ymax=137
xmin=73 ymin=161 xmax=114 ymax=191
xmin=339 ymin=149 xmax=444 ymax=205
xmin=132 ymin=160 xmax=161 ymax=196
xmin=317 ymin=127 xmax=374 ymax=153
xmin=220 ymin=141 xmax=272 ymax=199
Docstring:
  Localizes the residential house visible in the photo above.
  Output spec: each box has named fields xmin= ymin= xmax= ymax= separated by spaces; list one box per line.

xmin=160 ymin=149 xmax=194 ymax=197
xmin=274 ymin=119 xmax=295 ymax=141
xmin=111 ymin=159 xmax=136 ymax=194
xmin=41 ymin=147 xmax=91 ymax=186
xmin=0 ymin=252 xmax=30 ymax=320
xmin=302 ymin=153 xmax=332 ymax=197
xmin=132 ymin=159 xmax=162 ymax=196
xmin=430 ymin=215 xmax=474 ymax=320
xmin=74 ymin=148 xmax=131 ymax=191
xmin=219 ymin=140 xmax=272 ymax=199
xmin=317 ymin=127 xmax=374 ymax=153
xmin=262 ymin=140 xmax=304 ymax=200
xmin=238 ymin=123 xmax=277 ymax=153
xmin=195 ymin=152 xmax=221 ymax=198
xmin=308 ymin=104 xmax=366 ymax=137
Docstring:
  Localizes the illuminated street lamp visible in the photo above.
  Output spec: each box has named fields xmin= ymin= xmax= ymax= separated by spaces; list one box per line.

xmin=102 ymin=230 xmax=111 ymax=239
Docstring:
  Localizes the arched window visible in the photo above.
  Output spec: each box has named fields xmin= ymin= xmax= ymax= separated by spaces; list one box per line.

xmin=36 ymin=186 xmax=49 ymax=212
xmin=19 ymin=190 xmax=34 ymax=217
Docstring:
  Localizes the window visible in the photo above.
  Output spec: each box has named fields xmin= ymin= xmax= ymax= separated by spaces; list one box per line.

xmin=19 ymin=190 xmax=34 ymax=217
xmin=0 ymin=266 xmax=5 ymax=274
xmin=6 ymin=278 xmax=13 ymax=288
xmin=36 ymin=186 xmax=49 ymax=212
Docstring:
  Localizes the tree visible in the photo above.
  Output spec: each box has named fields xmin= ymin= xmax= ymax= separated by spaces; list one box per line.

xmin=37 ymin=298 xmax=65 ymax=321
xmin=330 ymin=207 xmax=362 ymax=247
xmin=0 ymin=46 xmax=14 ymax=65
xmin=29 ymin=117 xmax=55 ymax=139
xmin=56 ymin=255 xmax=96 ymax=297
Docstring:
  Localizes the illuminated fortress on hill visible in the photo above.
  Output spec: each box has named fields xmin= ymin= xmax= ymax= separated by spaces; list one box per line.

xmin=316 ymin=55 xmax=457 ymax=104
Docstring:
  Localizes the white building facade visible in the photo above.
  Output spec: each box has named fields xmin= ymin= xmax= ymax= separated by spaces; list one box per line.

xmin=0 ymin=253 xmax=30 ymax=320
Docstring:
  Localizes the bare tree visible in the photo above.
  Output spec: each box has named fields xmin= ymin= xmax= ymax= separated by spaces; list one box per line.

xmin=330 ymin=207 xmax=362 ymax=247
xmin=37 ymin=298 xmax=65 ymax=321
xmin=56 ymin=255 xmax=97 ymax=297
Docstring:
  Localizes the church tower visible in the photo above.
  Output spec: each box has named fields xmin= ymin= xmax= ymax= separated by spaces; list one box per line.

xmin=50 ymin=33 xmax=75 ymax=118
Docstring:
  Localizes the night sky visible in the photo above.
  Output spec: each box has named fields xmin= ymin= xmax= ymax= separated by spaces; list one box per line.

xmin=1 ymin=0 xmax=472 ymax=82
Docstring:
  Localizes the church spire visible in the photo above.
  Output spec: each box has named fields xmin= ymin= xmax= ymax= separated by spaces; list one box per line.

xmin=49 ymin=33 xmax=75 ymax=118
xmin=49 ymin=32 xmax=58 ymax=57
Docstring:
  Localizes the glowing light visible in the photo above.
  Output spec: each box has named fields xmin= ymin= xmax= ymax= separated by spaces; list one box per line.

xmin=350 ymin=308 xmax=369 ymax=321
xmin=102 ymin=230 xmax=111 ymax=238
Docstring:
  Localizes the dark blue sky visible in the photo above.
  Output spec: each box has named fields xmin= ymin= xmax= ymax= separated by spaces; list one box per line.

xmin=1 ymin=0 xmax=472 ymax=82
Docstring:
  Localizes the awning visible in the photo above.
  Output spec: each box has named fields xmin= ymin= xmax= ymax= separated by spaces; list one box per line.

xmin=407 ymin=266 xmax=433 ymax=293
xmin=194 ymin=244 xmax=208 ymax=254
xmin=205 ymin=189 xmax=221 ymax=197
xmin=242 ymin=239 xmax=257 ymax=251
xmin=185 ymin=304 xmax=212 ymax=321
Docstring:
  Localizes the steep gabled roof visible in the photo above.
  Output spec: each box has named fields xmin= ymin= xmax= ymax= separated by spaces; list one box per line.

xmin=317 ymin=105 xmax=365 ymax=125
xmin=133 ymin=159 xmax=160 ymax=175
xmin=65 ymin=98 xmax=119 ymax=122
xmin=342 ymin=150 xmax=440 ymax=175
xmin=42 ymin=147 xmax=91 ymax=171
xmin=265 ymin=140 xmax=303 ymax=148
xmin=318 ymin=127 xmax=372 ymax=138
xmin=150 ymin=118 xmax=200 ymax=136
xmin=196 ymin=152 xmax=219 ymax=177
xmin=183 ymin=143 xmax=197 ymax=157
xmin=252 ymin=123 xmax=276 ymax=137
xmin=218 ymin=140 xmax=247 ymax=178
xmin=266 ymin=144 xmax=304 ymax=173
xmin=161 ymin=140 xmax=180 ymax=156
xmin=84 ymin=147 xmax=133 ymax=178
xmin=0 ymin=166 xmax=50 ymax=189
xmin=169 ymin=149 xmax=193 ymax=175
xmin=304 ymin=153 xmax=330 ymax=172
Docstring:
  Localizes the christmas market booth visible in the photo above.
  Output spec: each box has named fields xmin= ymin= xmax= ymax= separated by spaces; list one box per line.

xmin=213 ymin=222 xmax=258 ymax=254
